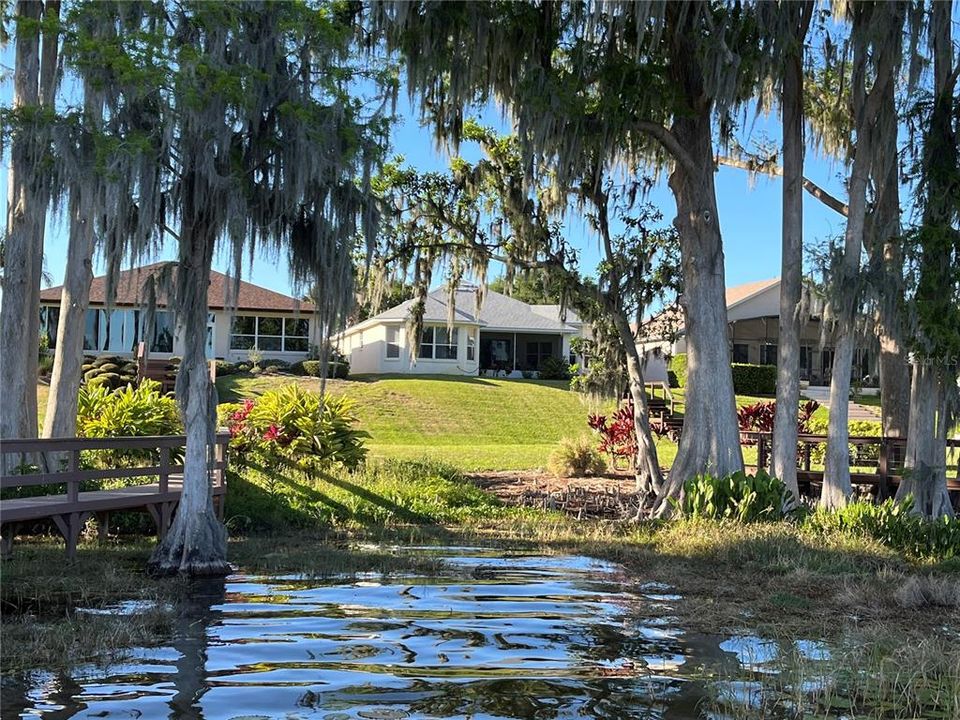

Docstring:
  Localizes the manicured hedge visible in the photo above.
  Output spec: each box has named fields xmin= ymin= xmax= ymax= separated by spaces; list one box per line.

xmin=731 ymin=363 xmax=777 ymax=395
xmin=79 ymin=355 xmax=140 ymax=390
xmin=290 ymin=359 xmax=350 ymax=379
xmin=668 ymin=353 xmax=687 ymax=388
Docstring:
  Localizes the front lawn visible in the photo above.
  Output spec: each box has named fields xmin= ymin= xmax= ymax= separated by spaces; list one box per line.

xmin=218 ymin=373 xmax=617 ymax=471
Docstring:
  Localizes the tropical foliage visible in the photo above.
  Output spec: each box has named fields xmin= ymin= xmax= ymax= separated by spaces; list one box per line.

xmin=221 ymin=386 xmax=368 ymax=474
xmin=674 ymin=469 xmax=793 ymax=523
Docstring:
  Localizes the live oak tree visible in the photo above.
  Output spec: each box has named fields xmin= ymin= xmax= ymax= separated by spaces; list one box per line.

xmin=375 ymin=1 xmax=782 ymax=512
xmin=373 ymin=123 xmax=679 ymax=501
xmin=66 ymin=2 xmax=390 ymax=574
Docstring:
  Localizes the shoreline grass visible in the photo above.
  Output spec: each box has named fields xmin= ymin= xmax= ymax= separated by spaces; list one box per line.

xmin=4 ymin=507 xmax=958 ymax=675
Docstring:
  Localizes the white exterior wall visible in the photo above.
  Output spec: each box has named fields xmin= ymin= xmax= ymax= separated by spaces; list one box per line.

xmin=336 ymin=321 xmax=482 ymax=376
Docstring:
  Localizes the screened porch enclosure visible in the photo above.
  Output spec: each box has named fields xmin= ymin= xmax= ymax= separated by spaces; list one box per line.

xmin=479 ymin=332 xmax=566 ymax=375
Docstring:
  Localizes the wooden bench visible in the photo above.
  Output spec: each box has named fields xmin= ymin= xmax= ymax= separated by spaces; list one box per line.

xmin=0 ymin=433 xmax=229 ymax=558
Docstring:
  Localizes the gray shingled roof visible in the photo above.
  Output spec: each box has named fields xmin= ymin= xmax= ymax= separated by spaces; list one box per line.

xmin=367 ymin=287 xmax=579 ymax=332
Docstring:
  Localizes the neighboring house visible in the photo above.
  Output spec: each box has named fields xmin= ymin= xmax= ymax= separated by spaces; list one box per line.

xmin=333 ymin=286 xmax=587 ymax=377
xmin=40 ymin=263 xmax=319 ymax=361
xmin=640 ymin=277 xmax=878 ymax=386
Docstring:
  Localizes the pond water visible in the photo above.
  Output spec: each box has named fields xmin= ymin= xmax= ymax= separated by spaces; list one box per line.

xmin=0 ymin=547 xmax=870 ymax=719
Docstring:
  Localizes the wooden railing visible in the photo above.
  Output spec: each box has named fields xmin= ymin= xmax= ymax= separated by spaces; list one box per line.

xmin=644 ymin=381 xmax=675 ymax=415
xmin=0 ymin=432 xmax=229 ymax=557
xmin=742 ymin=430 xmax=960 ymax=502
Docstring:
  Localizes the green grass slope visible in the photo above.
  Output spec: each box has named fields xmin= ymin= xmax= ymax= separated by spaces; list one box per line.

xmin=218 ymin=373 xmax=621 ymax=470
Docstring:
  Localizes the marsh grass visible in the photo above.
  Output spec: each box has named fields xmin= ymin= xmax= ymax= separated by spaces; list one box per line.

xmin=705 ymin=628 xmax=960 ymax=720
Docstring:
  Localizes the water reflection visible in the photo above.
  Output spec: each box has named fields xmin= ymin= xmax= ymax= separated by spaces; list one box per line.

xmin=5 ymin=548 xmax=825 ymax=719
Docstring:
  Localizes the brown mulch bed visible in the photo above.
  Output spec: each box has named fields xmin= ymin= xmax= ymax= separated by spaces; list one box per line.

xmin=466 ymin=470 xmax=645 ymax=519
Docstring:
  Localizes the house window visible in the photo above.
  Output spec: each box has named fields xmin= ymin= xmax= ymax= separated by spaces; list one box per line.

xmin=526 ymin=341 xmax=553 ymax=369
xmin=466 ymin=332 xmax=476 ymax=361
xmin=732 ymin=343 xmax=749 ymax=364
xmin=283 ymin=318 xmax=309 ymax=352
xmin=230 ymin=315 xmax=310 ymax=352
xmin=83 ymin=309 xmax=99 ymax=351
xmin=386 ymin=326 xmax=400 ymax=359
xmin=39 ymin=307 xmax=60 ymax=348
xmin=96 ymin=309 xmax=140 ymax=353
xmin=800 ymin=346 xmax=812 ymax=378
xmin=419 ymin=326 xmax=458 ymax=360
xmin=150 ymin=311 xmax=175 ymax=353
xmin=760 ymin=343 xmax=778 ymax=366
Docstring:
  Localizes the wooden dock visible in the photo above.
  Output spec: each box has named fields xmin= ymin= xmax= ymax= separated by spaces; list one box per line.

xmin=0 ymin=433 xmax=229 ymax=558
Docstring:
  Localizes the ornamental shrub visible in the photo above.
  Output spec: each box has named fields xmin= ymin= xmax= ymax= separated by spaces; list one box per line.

xmin=674 ymin=469 xmax=793 ymax=522
xmin=587 ymin=401 xmax=675 ymax=469
xmin=737 ymin=399 xmax=820 ymax=444
xmin=548 ymin=436 xmax=606 ymax=478
xmin=668 ymin=353 xmax=687 ymax=388
xmin=538 ymin=356 xmax=571 ymax=380
xmin=291 ymin=358 xmax=350 ymax=378
xmin=224 ymin=385 xmax=368 ymax=472
xmin=805 ymin=416 xmax=883 ymax=465
xmin=79 ymin=354 xmax=139 ymax=389
xmin=77 ymin=379 xmax=182 ymax=468
xmin=730 ymin=363 xmax=777 ymax=394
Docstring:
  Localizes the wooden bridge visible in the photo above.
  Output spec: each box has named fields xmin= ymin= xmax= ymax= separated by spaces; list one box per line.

xmin=0 ymin=433 xmax=229 ymax=558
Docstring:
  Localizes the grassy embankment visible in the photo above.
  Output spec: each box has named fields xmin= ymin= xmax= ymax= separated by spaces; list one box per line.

xmin=217 ymin=373 xmax=647 ymax=470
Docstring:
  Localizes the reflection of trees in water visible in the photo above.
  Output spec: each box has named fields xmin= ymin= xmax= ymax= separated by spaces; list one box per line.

xmin=297 ymin=677 xmax=678 ymax=719
xmin=1 ymin=672 xmax=86 ymax=720
xmin=167 ymin=578 xmax=226 ymax=720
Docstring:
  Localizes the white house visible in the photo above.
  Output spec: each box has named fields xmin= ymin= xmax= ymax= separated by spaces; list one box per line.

xmin=334 ymin=286 xmax=588 ymax=377
xmin=40 ymin=263 xmax=320 ymax=362
xmin=640 ymin=277 xmax=877 ymax=386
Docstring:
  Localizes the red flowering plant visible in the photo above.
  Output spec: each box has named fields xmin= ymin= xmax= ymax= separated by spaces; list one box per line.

xmin=737 ymin=399 xmax=820 ymax=445
xmin=588 ymin=401 xmax=675 ymax=470
xmin=219 ymin=385 xmax=368 ymax=472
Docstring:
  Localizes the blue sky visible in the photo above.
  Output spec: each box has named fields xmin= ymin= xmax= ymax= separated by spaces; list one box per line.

xmin=3 ymin=52 xmax=855 ymax=299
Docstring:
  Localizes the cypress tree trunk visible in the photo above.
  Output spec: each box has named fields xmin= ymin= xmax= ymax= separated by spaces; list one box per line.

xmin=895 ymin=0 xmax=957 ymax=519
xmin=822 ymin=1 xmax=903 ymax=509
xmin=1 ymin=0 xmax=44 ymax=443
xmin=148 ymin=176 xmax=228 ymax=576
xmin=871 ymin=60 xmax=910 ymax=439
xmin=896 ymin=363 xmax=954 ymax=517
xmin=611 ymin=312 xmax=663 ymax=498
xmin=43 ymin=198 xmax=95 ymax=438
xmin=654 ymin=109 xmax=743 ymax=515
xmin=772 ymin=1 xmax=812 ymax=507
xmin=43 ymin=70 xmax=101 ymax=440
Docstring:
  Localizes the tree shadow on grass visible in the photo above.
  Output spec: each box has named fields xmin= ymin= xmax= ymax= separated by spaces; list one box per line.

xmin=238 ymin=460 xmax=433 ymax=527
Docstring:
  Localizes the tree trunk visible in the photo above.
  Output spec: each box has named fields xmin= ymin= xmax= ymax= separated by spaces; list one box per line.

xmin=877 ymin=333 xmax=910 ymax=438
xmin=43 ymin=66 xmax=102 ymax=440
xmin=148 ymin=206 xmax=228 ymax=576
xmin=612 ymin=312 xmax=663 ymax=498
xmin=43 ymin=198 xmax=95 ymax=438
xmin=896 ymin=363 xmax=954 ymax=518
xmin=821 ymin=1 xmax=903 ymax=509
xmin=771 ymin=1 xmax=812 ymax=509
xmin=653 ymin=110 xmax=743 ymax=516
xmin=1 ymin=0 xmax=43 ymax=443
xmin=869 ymin=56 xmax=910 ymax=439
xmin=896 ymin=0 xmax=957 ymax=519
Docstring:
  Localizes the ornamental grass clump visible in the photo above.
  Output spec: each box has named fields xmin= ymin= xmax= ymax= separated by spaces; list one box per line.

xmin=222 ymin=385 xmax=368 ymax=473
xmin=674 ymin=469 xmax=793 ymax=523
xmin=547 ymin=436 xmax=606 ymax=478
